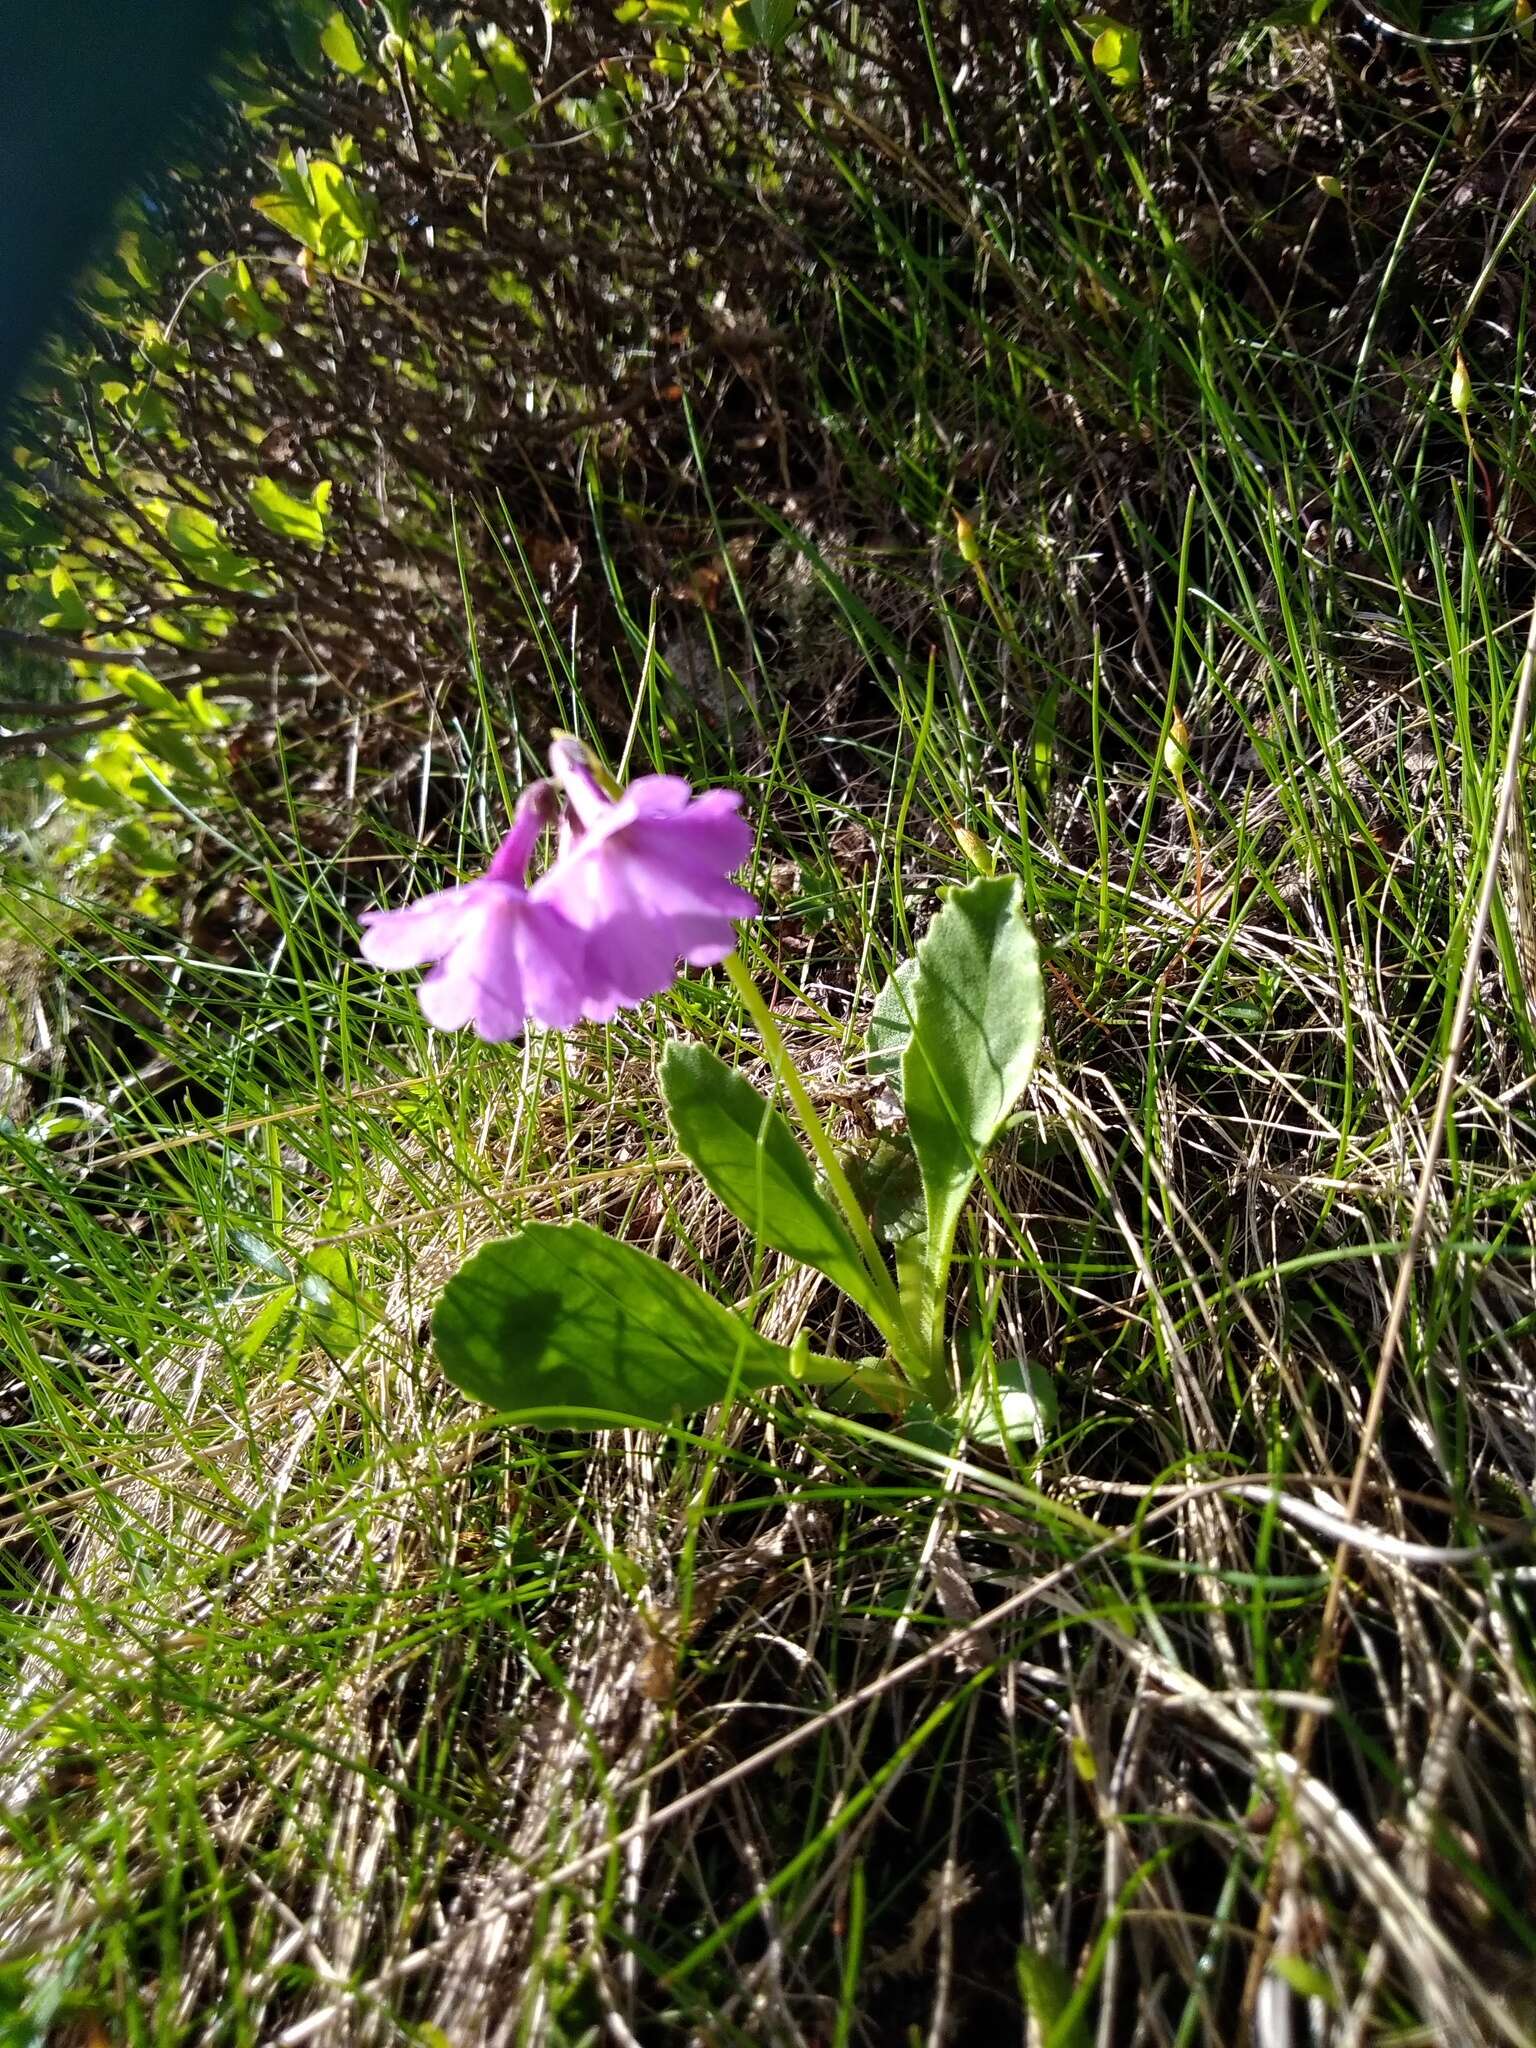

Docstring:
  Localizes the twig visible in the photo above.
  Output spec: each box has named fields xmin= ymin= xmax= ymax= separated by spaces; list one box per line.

xmin=0 ymin=625 xmax=183 ymax=672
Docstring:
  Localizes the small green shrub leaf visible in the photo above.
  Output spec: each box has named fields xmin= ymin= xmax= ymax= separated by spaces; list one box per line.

xmin=660 ymin=1041 xmax=884 ymax=1317
xmin=248 ymin=476 xmax=332 ymax=548
xmin=477 ymin=26 xmax=535 ymax=118
xmin=162 ymin=504 xmax=267 ymax=591
xmin=320 ymin=11 xmax=367 ymax=75
xmin=434 ymin=1220 xmax=801 ymax=1423
xmin=43 ymin=566 xmax=91 ymax=633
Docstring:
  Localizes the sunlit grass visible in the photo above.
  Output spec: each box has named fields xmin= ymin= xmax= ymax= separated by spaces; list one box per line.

xmin=4 ymin=14 xmax=1536 ymax=2044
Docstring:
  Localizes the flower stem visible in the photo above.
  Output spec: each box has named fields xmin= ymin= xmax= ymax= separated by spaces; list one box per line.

xmin=722 ymin=951 xmax=925 ymax=1378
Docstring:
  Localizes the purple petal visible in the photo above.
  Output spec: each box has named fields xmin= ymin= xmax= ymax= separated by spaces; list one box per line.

xmin=416 ymin=952 xmax=482 ymax=1032
xmin=414 ymin=895 xmax=589 ymax=1041
xmin=419 ymin=894 xmax=531 ymax=1041
xmin=514 ymin=900 xmax=587 ymax=1031
xmin=683 ymin=787 xmax=749 ymax=825
xmin=637 ymin=800 xmax=753 ymax=867
xmin=536 ymin=819 xmax=754 ymax=932
xmin=358 ymin=881 xmax=487 ymax=969
xmin=676 ymin=919 xmax=744 ymax=966
xmin=575 ymin=917 xmax=693 ymax=1018
xmin=529 ymin=839 xmax=627 ymax=930
xmin=619 ymin=826 xmax=757 ymax=917
xmin=611 ymin=774 xmax=694 ymax=822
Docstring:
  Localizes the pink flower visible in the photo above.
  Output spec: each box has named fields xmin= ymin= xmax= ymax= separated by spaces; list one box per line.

xmin=534 ymin=740 xmax=758 ymax=1022
xmin=358 ymin=747 xmax=759 ymax=1040
xmin=358 ymin=781 xmax=584 ymax=1041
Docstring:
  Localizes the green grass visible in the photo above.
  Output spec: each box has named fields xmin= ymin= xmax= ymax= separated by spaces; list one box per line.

xmin=6 ymin=9 xmax=1536 ymax=2043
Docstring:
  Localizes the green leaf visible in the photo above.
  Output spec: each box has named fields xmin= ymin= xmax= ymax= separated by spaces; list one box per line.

xmin=247 ymin=475 xmax=332 ymax=548
xmin=164 ymin=504 xmax=221 ymax=559
xmin=284 ymin=0 xmax=329 ymax=72
xmin=1270 ymin=1955 xmax=1337 ymax=2005
xmin=136 ymin=724 xmax=210 ymax=783
xmin=233 ymin=1283 xmax=299 ymax=1363
xmin=866 ymin=954 xmax=919 ymax=1083
xmin=434 ymin=1221 xmax=804 ymax=1424
xmin=229 ymin=1226 xmax=291 ymax=1280
xmin=903 ymin=1357 xmax=1055 ymax=1455
xmin=1016 ymin=1947 xmax=1092 ymax=2048
xmin=750 ymin=0 xmax=799 ymax=45
xmin=251 ymin=192 xmax=314 ymax=246
xmin=162 ymin=504 xmax=266 ymax=592
xmin=902 ymin=875 xmax=1043 ymax=1284
xmin=1425 ymin=0 xmax=1510 ymax=28
xmin=476 ymin=26 xmax=534 ymax=118
xmin=297 ymin=1244 xmax=378 ymax=1355
xmin=840 ymin=1136 xmax=925 ymax=1246
xmin=43 ymin=566 xmax=91 ymax=633
xmin=113 ymin=819 xmax=181 ymax=876
xmin=124 ymin=381 xmax=176 ymax=436
xmin=320 ymin=10 xmax=367 ymax=74
xmin=0 ymin=488 xmax=62 ymax=551
xmin=1081 ymin=15 xmax=1141 ymax=84
xmin=963 ymin=1354 xmax=1056 ymax=1448
xmin=308 ymin=158 xmax=375 ymax=258
xmin=117 ymin=226 xmax=171 ymax=292
xmin=420 ymin=29 xmax=481 ymax=118
xmin=660 ymin=1041 xmax=886 ymax=1319
xmin=651 ymin=36 xmax=691 ymax=77
xmin=253 ymin=151 xmax=373 ymax=268
xmin=559 ymin=87 xmax=629 ymax=153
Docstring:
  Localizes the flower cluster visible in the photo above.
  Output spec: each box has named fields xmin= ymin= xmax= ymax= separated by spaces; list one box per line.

xmin=359 ymin=740 xmax=758 ymax=1041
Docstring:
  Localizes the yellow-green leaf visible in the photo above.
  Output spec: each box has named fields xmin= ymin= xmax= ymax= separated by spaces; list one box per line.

xmin=247 ymin=476 xmax=333 ymax=548
xmin=1082 ymin=17 xmax=1141 ymax=84
xmin=320 ymin=10 xmax=367 ymax=74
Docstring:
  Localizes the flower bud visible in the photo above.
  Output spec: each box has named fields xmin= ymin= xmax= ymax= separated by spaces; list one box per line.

xmin=1164 ymin=708 xmax=1191 ymax=778
xmin=1451 ymin=352 xmax=1473 ymax=420
xmin=950 ymin=822 xmax=996 ymax=876
xmin=954 ymin=511 xmax=981 ymax=565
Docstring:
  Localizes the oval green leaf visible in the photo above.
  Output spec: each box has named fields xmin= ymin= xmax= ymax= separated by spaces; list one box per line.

xmin=434 ymin=1220 xmax=801 ymax=1424
xmin=902 ymin=875 xmax=1043 ymax=1283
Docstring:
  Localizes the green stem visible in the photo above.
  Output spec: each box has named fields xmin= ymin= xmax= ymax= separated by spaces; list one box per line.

xmin=793 ymin=1347 xmax=910 ymax=1411
xmin=972 ymin=560 xmax=1032 ymax=681
xmin=722 ymin=951 xmax=927 ymax=1378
